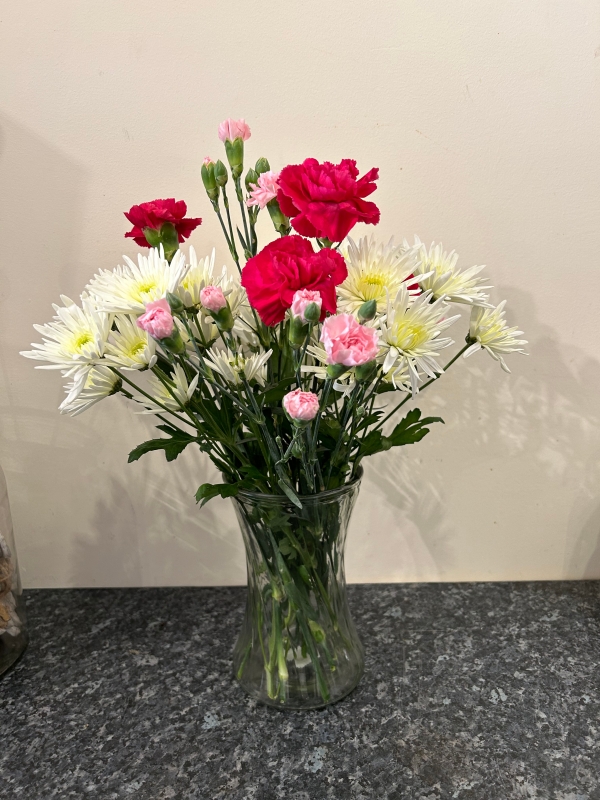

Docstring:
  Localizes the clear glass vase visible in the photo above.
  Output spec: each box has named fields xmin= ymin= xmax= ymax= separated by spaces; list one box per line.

xmin=0 ymin=465 xmax=28 ymax=677
xmin=231 ymin=473 xmax=364 ymax=710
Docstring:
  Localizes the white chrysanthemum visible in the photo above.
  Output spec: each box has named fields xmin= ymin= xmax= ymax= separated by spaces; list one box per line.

xmin=410 ymin=237 xmax=491 ymax=307
xmin=104 ymin=315 xmax=157 ymax=371
xmin=59 ymin=365 xmax=121 ymax=416
xmin=205 ymin=348 xmax=272 ymax=387
xmin=463 ymin=301 xmax=528 ymax=373
xmin=337 ymin=236 xmax=420 ymax=314
xmin=177 ymin=247 xmax=219 ymax=309
xmin=21 ymin=295 xmax=110 ymax=380
xmin=381 ymin=361 xmax=413 ymax=393
xmin=379 ymin=286 xmax=460 ymax=393
xmin=140 ymin=364 xmax=200 ymax=413
xmin=87 ymin=246 xmax=189 ymax=315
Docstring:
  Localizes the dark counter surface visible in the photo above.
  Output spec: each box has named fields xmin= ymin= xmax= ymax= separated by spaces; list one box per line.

xmin=1 ymin=582 xmax=599 ymax=799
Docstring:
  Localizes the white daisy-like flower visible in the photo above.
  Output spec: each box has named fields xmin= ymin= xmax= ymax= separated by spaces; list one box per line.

xmin=379 ymin=286 xmax=460 ymax=393
xmin=177 ymin=247 xmax=219 ymax=310
xmin=104 ymin=315 xmax=157 ymax=371
xmin=463 ymin=301 xmax=528 ymax=373
xmin=411 ymin=237 xmax=492 ymax=307
xmin=337 ymin=236 xmax=420 ymax=315
xmin=381 ymin=360 xmax=413 ymax=393
xmin=21 ymin=295 xmax=110 ymax=380
xmin=140 ymin=364 xmax=200 ymax=413
xmin=59 ymin=365 xmax=121 ymax=416
xmin=87 ymin=245 xmax=189 ymax=315
xmin=205 ymin=348 xmax=272 ymax=387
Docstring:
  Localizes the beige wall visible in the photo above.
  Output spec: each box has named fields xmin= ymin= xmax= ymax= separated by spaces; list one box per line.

xmin=1 ymin=1 xmax=599 ymax=587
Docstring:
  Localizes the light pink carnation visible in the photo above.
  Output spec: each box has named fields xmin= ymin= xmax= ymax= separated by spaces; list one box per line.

xmin=203 ymin=156 xmax=214 ymax=165
xmin=247 ymin=170 xmax=280 ymax=209
xmin=136 ymin=298 xmax=174 ymax=340
xmin=283 ymin=389 xmax=320 ymax=422
xmin=290 ymin=289 xmax=322 ymax=321
xmin=218 ymin=118 xmax=251 ymax=143
xmin=200 ymin=286 xmax=227 ymax=313
xmin=320 ymin=314 xmax=379 ymax=366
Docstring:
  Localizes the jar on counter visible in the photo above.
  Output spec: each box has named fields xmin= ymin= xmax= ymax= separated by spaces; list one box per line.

xmin=0 ymin=466 xmax=28 ymax=676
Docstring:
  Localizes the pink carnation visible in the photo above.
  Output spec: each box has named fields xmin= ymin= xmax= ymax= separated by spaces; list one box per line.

xmin=136 ymin=298 xmax=174 ymax=340
xmin=291 ymin=289 xmax=322 ymax=321
xmin=203 ymin=156 xmax=214 ymax=166
xmin=247 ymin=171 xmax=280 ymax=209
xmin=200 ymin=286 xmax=227 ymax=313
xmin=218 ymin=118 xmax=251 ymax=143
xmin=320 ymin=314 xmax=379 ymax=366
xmin=283 ymin=389 xmax=320 ymax=422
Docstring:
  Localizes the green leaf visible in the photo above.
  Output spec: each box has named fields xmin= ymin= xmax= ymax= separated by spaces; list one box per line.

xmin=387 ymin=408 xmax=444 ymax=447
xmin=128 ymin=428 xmax=197 ymax=463
xmin=357 ymin=430 xmax=392 ymax=458
xmin=195 ymin=482 xmax=241 ymax=506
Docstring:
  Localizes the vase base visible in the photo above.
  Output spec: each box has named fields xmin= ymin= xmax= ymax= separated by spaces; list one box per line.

xmin=234 ymin=662 xmax=364 ymax=711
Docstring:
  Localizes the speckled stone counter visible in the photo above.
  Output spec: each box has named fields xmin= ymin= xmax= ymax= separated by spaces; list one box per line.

xmin=1 ymin=583 xmax=599 ymax=799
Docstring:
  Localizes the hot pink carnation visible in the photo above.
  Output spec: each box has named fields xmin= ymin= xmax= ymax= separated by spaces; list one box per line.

xmin=200 ymin=286 xmax=227 ymax=313
xmin=277 ymin=158 xmax=380 ymax=242
xmin=283 ymin=389 xmax=320 ymax=422
xmin=320 ymin=314 xmax=380 ymax=366
xmin=241 ymin=235 xmax=347 ymax=327
xmin=124 ymin=199 xmax=201 ymax=248
xmin=218 ymin=118 xmax=251 ymax=143
xmin=136 ymin=298 xmax=174 ymax=340
xmin=291 ymin=289 xmax=322 ymax=321
xmin=247 ymin=171 xmax=280 ymax=209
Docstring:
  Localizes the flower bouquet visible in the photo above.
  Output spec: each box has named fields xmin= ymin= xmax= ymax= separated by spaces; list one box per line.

xmin=22 ymin=118 xmax=527 ymax=708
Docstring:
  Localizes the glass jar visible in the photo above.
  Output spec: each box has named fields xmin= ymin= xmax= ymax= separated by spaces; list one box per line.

xmin=0 ymin=466 xmax=28 ymax=676
xmin=231 ymin=473 xmax=364 ymax=710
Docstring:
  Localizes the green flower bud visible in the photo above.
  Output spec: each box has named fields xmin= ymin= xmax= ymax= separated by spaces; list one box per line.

xmin=166 ymin=292 xmax=185 ymax=314
xmin=354 ymin=359 xmax=378 ymax=383
xmin=267 ymin=198 xmax=291 ymax=235
xmin=213 ymin=305 xmax=234 ymax=333
xmin=214 ymin=159 xmax=229 ymax=187
xmin=143 ymin=227 xmax=161 ymax=248
xmin=255 ymin=157 xmax=270 ymax=175
xmin=358 ymin=299 xmax=377 ymax=322
xmin=245 ymin=168 xmax=259 ymax=193
xmin=201 ymin=160 xmax=219 ymax=201
xmin=326 ymin=363 xmax=349 ymax=380
xmin=288 ymin=315 xmax=309 ymax=349
xmin=160 ymin=328 xmax=186 ymax=355
xmin=224 ymin=137 xmax=244 ymax=179
xmin=302 ymin=302 xmax=321 ymax=324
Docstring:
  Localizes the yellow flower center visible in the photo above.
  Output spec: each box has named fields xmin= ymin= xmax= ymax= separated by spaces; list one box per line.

xmin=355 ymin=273 xmax=389 ymax=302
xmin=136 ymin=279 xmax=158 ymax=296
xmin=390 ymin=319 xmax=430 ymax=351
xmin=71 ymin=331 xmax=93 ymax=352
xmin=129 ymin=341 xmax=146 ymax=357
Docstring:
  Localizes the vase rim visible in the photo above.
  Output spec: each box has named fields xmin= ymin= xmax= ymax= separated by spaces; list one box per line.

xmin=235 ymin=467 xmax=363 ymax=504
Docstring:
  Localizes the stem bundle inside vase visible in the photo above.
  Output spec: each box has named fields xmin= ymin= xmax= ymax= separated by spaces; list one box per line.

xmin=21 ymin=116 xmax=528 ymax=707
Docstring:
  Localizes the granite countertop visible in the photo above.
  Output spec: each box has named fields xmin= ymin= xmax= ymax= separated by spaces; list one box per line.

xmin=1 ymin=582 xmax=599 ymax=799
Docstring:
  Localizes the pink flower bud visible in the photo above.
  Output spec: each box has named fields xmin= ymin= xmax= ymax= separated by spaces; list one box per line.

xmin=246 ymin=170 xmax=280 ymax=209
xmin=203 ymin=156 xmax=215 ymax=165
xmin=136 ymin=298 xmax=174 ymax=340
xmin=290 ymin=289 xmax=322 ymax=322
xmin=283 ymin=389 xmax=320 ymax=423
xmin=200 ymin=285 xmax=227 ymax=313
xmin=218 ymin=118 xmax=251 ymax=143
xmin=320 ymin=314 xmax=380 ymax=366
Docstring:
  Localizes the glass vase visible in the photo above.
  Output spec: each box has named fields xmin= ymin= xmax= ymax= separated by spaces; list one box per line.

xmin=0 ymin=465 xmax=28 ymax=677
xmin=231 ymin=473 xmax=364 ymax=710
